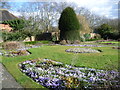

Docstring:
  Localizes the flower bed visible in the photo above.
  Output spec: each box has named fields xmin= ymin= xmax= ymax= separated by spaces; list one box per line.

xmin=1 ymin=45 xmax=41 ymax=57
xmin=65 ymin=44 xmax=106 ymax=47
xmin=112 ymin=47 xmax=120 ymax=49
xmin=66 ymin=48 xmax=100 ymax=53
xmin=19 ymin=58 xmax=119 ymax=89
xmin=1 ymin=50 xmax=31 ymax=57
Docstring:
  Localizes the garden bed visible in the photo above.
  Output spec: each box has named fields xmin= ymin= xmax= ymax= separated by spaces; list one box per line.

xmin=65 ymin=48 xmax=101 ymax=53
xmin=19 ymin=58 xmax=120 ymax=89
xmin=98 ymin=41 xmax=119 ymax=45
xmin=65 ymin=44 xmax=106 ymax=47
xmin=1 ymin=50 xmax=31 ymax=57
xmin=112 ymin=47 xmax=120 ymax=49
xmin=1 ymin=45 xmax=41 ymax=57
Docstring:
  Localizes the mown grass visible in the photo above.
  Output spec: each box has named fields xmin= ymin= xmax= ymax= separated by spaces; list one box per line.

xmin=24 ymin=40 xmax=52 ymax=45
xmin=100 ymin=41 xmax=119 ymax=44
xmin=2 ymin=45 xmax=118 ymax=89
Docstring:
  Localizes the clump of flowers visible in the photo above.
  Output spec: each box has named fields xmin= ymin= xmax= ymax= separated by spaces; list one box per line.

xmin=1 ymin=50 xmax=30 ymax=57
xmin=1 ymin=45 xmax=40 ymax=57
xmin=61 ymin=76 xmax=81 ymax=88
xmin=65 ymin=44 xmax=106 ymax=47
xmin=19 ymin=58 xmax=120 ymax=89
xmin=66 ymin=48 xmax=100 ymax=53
xmin=112 ymin=47 xmax=120 ymax=49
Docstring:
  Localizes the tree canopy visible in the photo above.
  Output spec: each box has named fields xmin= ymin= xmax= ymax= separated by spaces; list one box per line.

xmin=2 ymin=19 xmax=26 ymax=31
xmin=58 ymin=7 xmax=81 ymax=41
xmin=59 ymin=7 xmax=80 ymax=31
xmin=96 ymin=24 xmax=119 ymax=39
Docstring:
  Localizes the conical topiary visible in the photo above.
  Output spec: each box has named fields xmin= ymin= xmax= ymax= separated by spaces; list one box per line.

xmin=58 ymin=7 xmax=81 ymax=41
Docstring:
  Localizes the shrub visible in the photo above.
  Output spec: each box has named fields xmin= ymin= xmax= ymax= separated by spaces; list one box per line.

xmin=58 ymin=7 xmax=81 ymax=41
xmin=84 ymin=33 xmax=91 ymax=40
xmin=2 ymin=19 xmax=26 ymax=31
xmin=97 ymin=24 xmax=119 ymax=39
xmin=80 ymin=36 xmax=85 ymax=42
xmin=35 ymin=33 xmax=52 ymax=41
xmin=52 ymin=35 xmax=57 ymax=42
xmin=2 ymin=41 xmax=24 ymax=50
xmin=24 ymin=41 xmax=38 ymax=45
xmin=85 ymin=38 xmax=101 ymax=41
xmin=24 ymin=41 xmax=52 ymax=45
xmin=2 ymin=31 xmax=27 ymax=42
xmin=109 ymin=33 xmax=120 ymax=40
xmin=40 ymin=41 xmax=52 ymax=44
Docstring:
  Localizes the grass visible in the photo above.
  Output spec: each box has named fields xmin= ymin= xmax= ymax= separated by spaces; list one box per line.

xmin=100 ymin=41 xmax=119 ymax=44
xmin=2 ymin=44 xmax=119 ymax=89
xmin=24 ymin=40 xmax=52 ymax=45
xmin=85 ymin=38 xmax=101 ymax=41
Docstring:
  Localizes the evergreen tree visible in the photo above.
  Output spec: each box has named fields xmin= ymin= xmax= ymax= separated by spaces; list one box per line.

xmin=2 ymin=19 xmax=26 ymax=31
xmin=58 ymin=7 xmax=81 ymax=41
xmin=96 ymin=24 xmax=113 ymax=39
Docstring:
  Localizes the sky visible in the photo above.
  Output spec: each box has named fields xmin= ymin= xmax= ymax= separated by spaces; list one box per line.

xmin=67 ymin=0 xmax=119 ymax=19
xmin=3 ymin=0 xmax=119 ymax=19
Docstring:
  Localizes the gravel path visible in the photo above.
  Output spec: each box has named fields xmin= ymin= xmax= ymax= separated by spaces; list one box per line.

xmin=0 ymin=63 xmax=24 ymax=90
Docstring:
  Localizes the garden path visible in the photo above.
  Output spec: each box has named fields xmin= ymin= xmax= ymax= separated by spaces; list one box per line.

xmin=0 ymin=63 xmax=24 ymax=90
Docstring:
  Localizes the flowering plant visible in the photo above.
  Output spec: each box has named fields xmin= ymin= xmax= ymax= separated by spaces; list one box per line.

xmin=19 ymin=58 xmax=120 ymax=89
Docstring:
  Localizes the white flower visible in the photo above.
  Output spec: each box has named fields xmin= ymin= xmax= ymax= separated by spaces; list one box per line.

xmin=29 ymin=68 xmax=32 ymax=70
xmin=89 ymin=77 xmax=96 ymax=82
xmin=23 ymin=62 xmax=26 ymax=64
xmin=37 ymin=68 xmax=43 ymax=71
xmin=78 ymin=74 xmax=83 ymax=78
xmin=60 ymin=68 xmax=66 ymax=71
xmin=65 ymin=74 xmax=70 ymax=77
xmin=22 ymin=70 xmax=26 ymax=72
xmin=69 ymin=73 xmax=73 ymax=76
xmin=29 ymin=63 xmax=34 ymax=65
xmin=26 ymin=61 xmax=31 ymax=63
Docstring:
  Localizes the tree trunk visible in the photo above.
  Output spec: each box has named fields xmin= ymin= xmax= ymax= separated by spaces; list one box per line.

xmin=29 ymin=36 xmax=32 ymax=41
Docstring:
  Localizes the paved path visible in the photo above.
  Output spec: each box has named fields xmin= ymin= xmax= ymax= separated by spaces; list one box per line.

xmin=0 ymin=63 xmax=24 ymax=90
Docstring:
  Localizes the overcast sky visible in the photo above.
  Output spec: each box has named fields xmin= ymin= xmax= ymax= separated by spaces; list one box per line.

xmin=5 ymin=0 xmax=119 ymax=19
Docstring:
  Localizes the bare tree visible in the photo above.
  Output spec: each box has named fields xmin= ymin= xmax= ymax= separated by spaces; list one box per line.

xmin=76 ymin=7 xmax=105 ymax=30
xmin=0 ymin=1 xmax=11 ymax=9
xmin=18 ymin=2 xmax=73 ymax=33
xmin=77 ymin=15 xmax=92 ymax=34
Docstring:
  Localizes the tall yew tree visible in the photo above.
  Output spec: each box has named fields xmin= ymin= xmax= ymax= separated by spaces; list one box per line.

xmin=58 ymin=7 xmax=81 ymax=41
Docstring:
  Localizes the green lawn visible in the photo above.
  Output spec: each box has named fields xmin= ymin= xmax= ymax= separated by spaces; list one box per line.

xmin=2 ymin=45 xmax=118 ymax=89
xmin=24 ymin=40 xmax=52 ymax=45
xmin=100 ymin=41 xmax=119 ymax=44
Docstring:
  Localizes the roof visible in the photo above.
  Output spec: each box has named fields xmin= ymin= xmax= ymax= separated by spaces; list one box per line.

xmin=0 ymin=9 xmax=18 ymax=21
